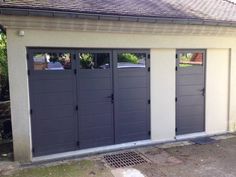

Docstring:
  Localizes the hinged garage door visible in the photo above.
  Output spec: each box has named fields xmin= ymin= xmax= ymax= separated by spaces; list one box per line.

xmin=28 ymin=48 xmax=150 ymax=157
xmin=176 ymin=50 xmax=206 ymax=135
xmin=28 ymin=49 xmax=78 ymax=156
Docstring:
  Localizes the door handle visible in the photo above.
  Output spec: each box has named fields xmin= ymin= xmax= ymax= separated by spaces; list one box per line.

xmin=106 ymin=94 xmax=114 ymax=103
xmin=200 ymin=88 xmax=205 ymax=96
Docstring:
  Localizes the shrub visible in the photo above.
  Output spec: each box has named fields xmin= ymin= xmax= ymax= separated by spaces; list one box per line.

xmin=119 ymin=53 xmax=139 ymax=64
xmin=0 ymin=32 xmax=9 ymax=101
xmin=80 ymin=53 xmax=94 ymax=69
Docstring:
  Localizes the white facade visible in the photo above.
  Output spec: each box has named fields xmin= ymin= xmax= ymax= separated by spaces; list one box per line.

xmin=1 ymin=15 xmax=236 ymax=162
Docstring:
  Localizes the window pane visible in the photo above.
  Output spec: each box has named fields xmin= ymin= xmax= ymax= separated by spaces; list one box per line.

xmin=117 ymin=53 xmax=146 ymax=68
xmin=33 ymin=52 xmax=72 ymax=70
xmin=179 ymin=52 xmax=203 ymax=67
xmin=80 ymin=53 xmax=110 ymax=69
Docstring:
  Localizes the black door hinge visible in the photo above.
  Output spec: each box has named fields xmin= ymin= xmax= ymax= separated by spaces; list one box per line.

xmin=148 ymin=130 xmax=151 ymax=136
xmin=74 ymin=69 xmax=77 ymax=75
xmin=148 ymin=67 xmax=150 ymax=72
xmin=175 ymin=127 xmax=178 ymax=132
xmin=27 ymin=69 xmax=30 ymax=76
xmin=175 ymin=97 xmax=177 ymax=102
xmin=30 ymin=109 xmax=33 ymax=115
xmin=73 ymin=54 xmax=76 ymax=60
xmin=32 ymin=147 xmax=35 ymax=154
xmin=75 ymin=105 xmax=78 ymax=111
xmin=76 ymin=141 xmax=80 ymax=147
xmin=175 ymin=66 xmax=178 ymax=71
xmin=148 ymin=99 xmax=151 ymax=104
xmin=111 ymin=94 xmax=114 ymax=104
xmin=176 ymin=54 xmax=178 ymax=59
xmin=147 ymin=54 xmax=150 ymax=59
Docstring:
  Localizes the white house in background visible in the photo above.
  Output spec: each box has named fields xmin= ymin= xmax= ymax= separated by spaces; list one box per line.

xmin=0 ymin=0 xmax=236 ymax=163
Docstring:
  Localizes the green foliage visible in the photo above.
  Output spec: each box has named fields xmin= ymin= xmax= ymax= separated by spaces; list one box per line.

xmin=80 ymin=53 xmax=93 ymax=69
xmin=0 ymin=32 xmax=9 ymax=101
xmin=180 ymin=53 xmax=193 ymax=62
xmin=0 ymin=33 xmax=7 ymax=77
xmin=118 ymin=53 xmax=139 ymax=64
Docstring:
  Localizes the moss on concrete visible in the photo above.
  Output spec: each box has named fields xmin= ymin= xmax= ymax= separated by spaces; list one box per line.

xmin=3 ymin=160 xmax=113 ymax=177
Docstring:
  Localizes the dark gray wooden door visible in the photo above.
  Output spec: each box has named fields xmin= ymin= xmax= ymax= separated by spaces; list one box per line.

xmin=28 ymin=48 xmax=150 ymax=156
xmin=28 ymin=49 xmax=78 ymax=157
xmin=113 ymin=50 xmax=150 ymax=143
xmin=77 ymin=50 xmax=114 ymax=149
xmin=176 ymin=50 xmax=206 ymax=135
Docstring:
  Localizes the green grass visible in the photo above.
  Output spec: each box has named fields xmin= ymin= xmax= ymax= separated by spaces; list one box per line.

xmin=3 ymin=160 xmax=112 ymax=177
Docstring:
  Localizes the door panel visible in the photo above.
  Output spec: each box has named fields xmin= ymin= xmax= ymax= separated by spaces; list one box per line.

xmin=177 ymin=74 xmax=205 ymax=86
xmin=28 ymin=49 xmax=78 ymax=157
xmin=77 ymin=51 xmax=114 ymax=149
xmin=176 ymin=50 xmax=206 ymax=135
xmin=114 ymin=51 xmax=150 ymax=144
xmin=177 ymin=85 xmax=204 ymax=96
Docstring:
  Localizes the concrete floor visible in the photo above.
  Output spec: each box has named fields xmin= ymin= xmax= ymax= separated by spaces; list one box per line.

xmin=136 ymin=136 xmax=236 ymax=177
xmin=1 ymin=134 xmax=236 ymax=177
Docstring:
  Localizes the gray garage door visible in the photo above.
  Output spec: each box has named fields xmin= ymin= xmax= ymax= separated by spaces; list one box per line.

xmin=28 ymin=49 xmax=78 ymax=156
xmin=113 ymin=51 xmax=150 ymax=143
xmin=176 ymin=50 xmax=206 ymax=135
xmin=28 ymin=48 xmax=150 ymax=157
xmin=77 ymin=50 xmax=114 ymax=149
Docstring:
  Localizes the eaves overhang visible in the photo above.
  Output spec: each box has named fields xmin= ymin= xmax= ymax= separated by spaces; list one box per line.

xmin=0 ymin=7 xmax=236 ymax=28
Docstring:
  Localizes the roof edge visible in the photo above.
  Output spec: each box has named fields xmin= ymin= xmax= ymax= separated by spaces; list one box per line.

xmin=0 ymin=7 xmax=236 ymax=28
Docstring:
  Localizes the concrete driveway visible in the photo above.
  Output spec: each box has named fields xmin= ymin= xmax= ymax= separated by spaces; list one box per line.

xmin=1 ymin=134 xmax=236 ymax=177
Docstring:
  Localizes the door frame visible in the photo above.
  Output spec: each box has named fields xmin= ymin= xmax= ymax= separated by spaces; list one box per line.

xmin=175 ymin=49 xmax=207 ymax=136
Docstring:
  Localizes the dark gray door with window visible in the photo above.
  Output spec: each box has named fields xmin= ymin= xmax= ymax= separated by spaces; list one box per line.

xmin=113 ymin=50 xmax=150 ymax=143
xmin=28 ymin=48 xmax=150 ymax=157
xmin=176 ymin=50 xmax=206 ymax=135
xmin=28 ymin=49 xmax=78 ymax=156
xmin=77 ymin=50 xmax=114 ymax=149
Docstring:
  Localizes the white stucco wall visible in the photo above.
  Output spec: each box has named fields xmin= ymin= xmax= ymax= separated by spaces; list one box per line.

xmin=4 ymin=18 xmax=236 ymax=162
xmin=151 ymin=49 xmax=176 ymax=141
xmin=205 ymin=49 xmax=230 ymax=134
xmin=7 ymin=30 xmax=32 ymax=161
xmin=229 ymin=49 xmax=236 ymax=132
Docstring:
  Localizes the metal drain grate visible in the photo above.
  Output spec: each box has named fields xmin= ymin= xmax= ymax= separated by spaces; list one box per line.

xmin=104 ymin=151 xmax=148 ymax=168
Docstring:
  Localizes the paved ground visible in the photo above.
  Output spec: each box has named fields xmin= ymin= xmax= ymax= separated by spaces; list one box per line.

xmin=1 ymin=134 xmax=236 ymax=177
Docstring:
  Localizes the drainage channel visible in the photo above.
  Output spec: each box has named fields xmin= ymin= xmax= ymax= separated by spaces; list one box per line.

xmin=104 ymin=151 xmax=149 ymax=168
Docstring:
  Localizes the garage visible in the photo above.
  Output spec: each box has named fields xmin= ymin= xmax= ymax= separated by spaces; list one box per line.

xmin=0 ymin=0 xmax=235 ymax=163
xmin=27 ymin=48 xmax=150 ymax=157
